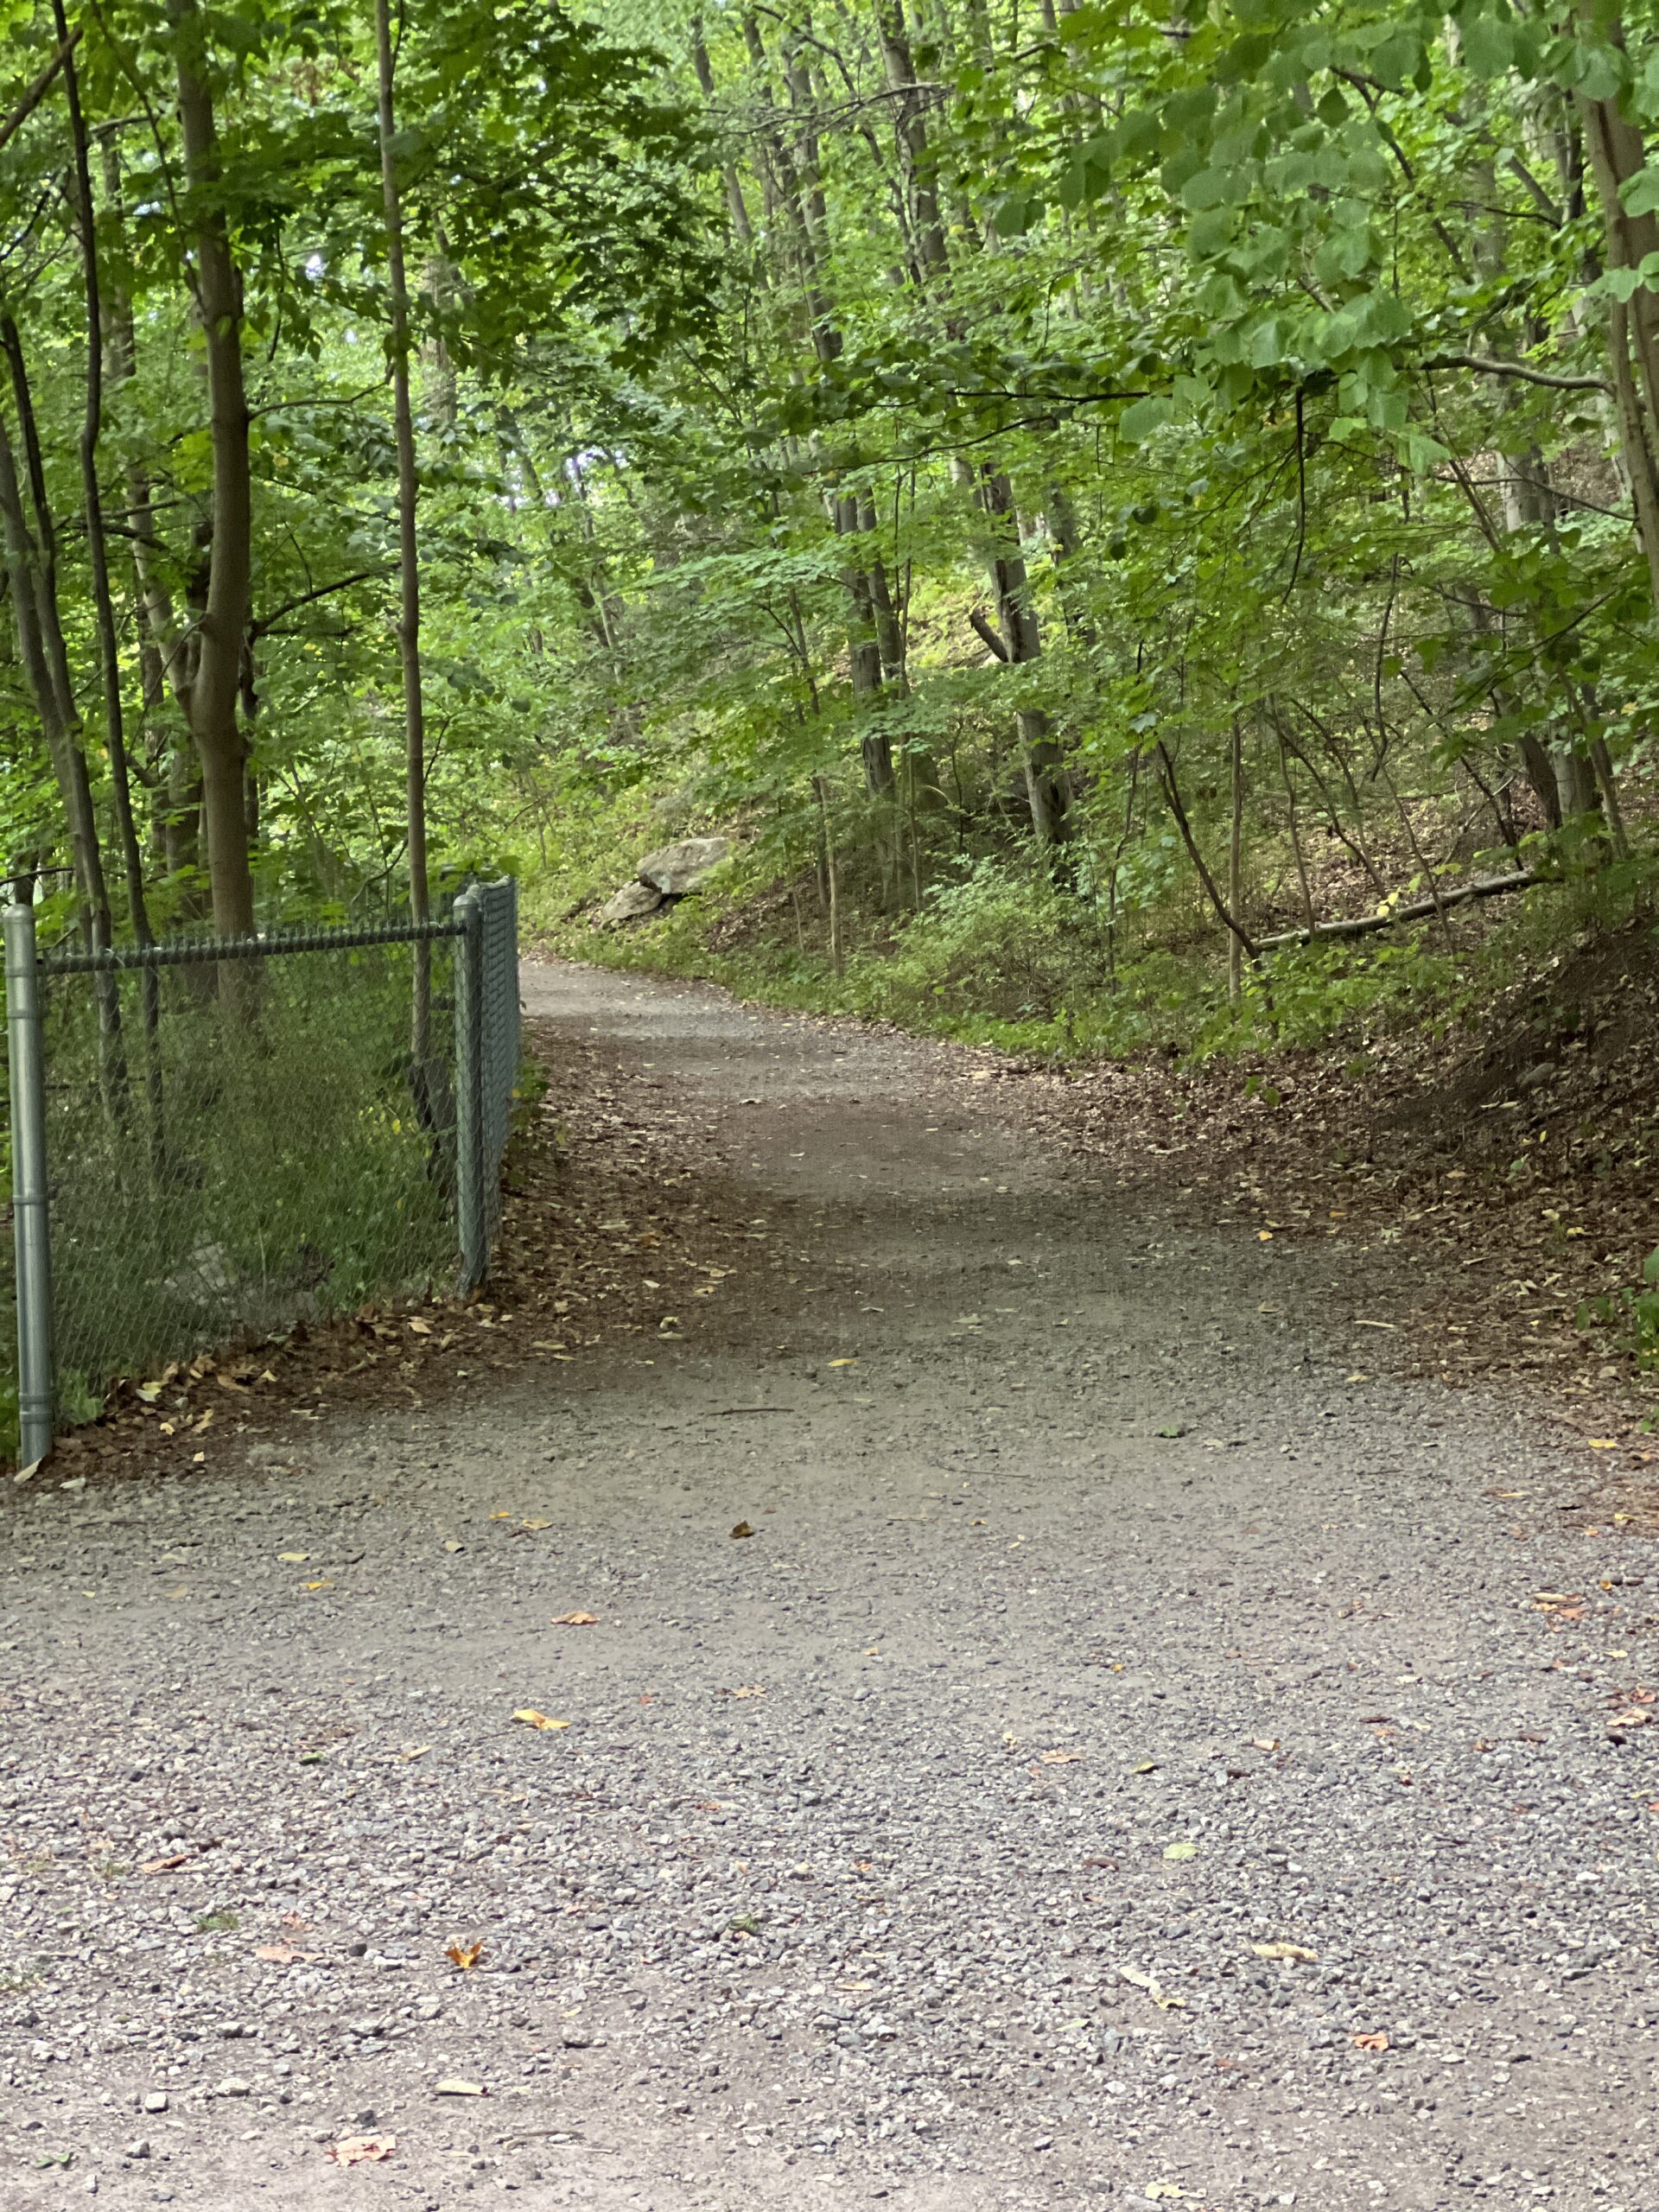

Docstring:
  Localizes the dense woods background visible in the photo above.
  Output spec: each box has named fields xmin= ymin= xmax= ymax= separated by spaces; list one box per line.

xmin=3 ymin=0 xmax=1659 ymax=1373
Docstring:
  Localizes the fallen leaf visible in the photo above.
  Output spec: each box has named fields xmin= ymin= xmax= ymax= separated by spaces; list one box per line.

xmin=1607 ymin=1710 xmax=1651 ymax=1730
xmin=408 ymin=1319 xmax=434 ymax=1335
xmin=512 ymin=1709 xmax=570 ymax=1732
xmin=1252 ymin=1941 xmax=1318 ymax=1962
xmin=433 ymin=2078 xmax=486 ymax=2097
xmin=730 ymin=1522 xmax=755 ymax=1539
xmin=1120 ymin=1966 xmax=1185 ymax=2010
xmin=551 ymin=1611 xmax=598 ymax=1626
xmin=254 ymin=1943 xmax=296 ymax=1964
xmin=445 ymin=1940 xmax=485 ymax=1970
xmin=1163 ymin=1840 xmax=1198 ymax=1861
xmin=141 ymin=1853 xmax=194 ymax=1874
xmin=1132 ymin=1758 xmax=1158 ymax=1774
xmin=277 ymin=1552 xmax=309 ymax=1564
xmin=1588 ymin=1439 xmax=1620 ymax=1450
xmin=401 ymin=1745 xmax=430 ymax=1762
xmin=520 ymin=1519 xmax=552 ymax=1531
xmin=327 ymin=2135 xmax=396 ymax=2166
xmin=729 ymin=1683 xmax=767 ymax=1699
xmin=1039 ymin=1750 xmax=1082 ymax=1764
xmin=1352 ymin=2032 xmax=1390 ymax=2052
xmin=1249 ymin=1737 xmax=1279 ymax=1752
xmin=827 ymin=1357 xmax=858 ymax=1368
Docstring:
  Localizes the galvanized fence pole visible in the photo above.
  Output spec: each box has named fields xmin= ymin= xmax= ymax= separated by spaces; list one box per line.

xmin=4 ymin=899 xmax=54 ymax=1464
xmin=453 ymin=887 xmax=487 ymax=1292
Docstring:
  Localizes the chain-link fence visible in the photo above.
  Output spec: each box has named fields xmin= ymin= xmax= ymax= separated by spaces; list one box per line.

xmin=2 ymin=881 xmax=519 ymax=1463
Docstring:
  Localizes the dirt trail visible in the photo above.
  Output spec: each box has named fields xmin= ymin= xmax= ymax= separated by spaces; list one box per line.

xmin=2 ymin=960 xmax=1656 ymax=2212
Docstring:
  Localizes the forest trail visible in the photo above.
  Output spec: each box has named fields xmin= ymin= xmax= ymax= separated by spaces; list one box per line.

xmin=2 ymin=962 xmax=1655 ymax=2212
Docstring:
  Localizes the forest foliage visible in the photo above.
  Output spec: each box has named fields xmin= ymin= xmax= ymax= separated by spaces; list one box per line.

xmin=3 ymin=0 xmax=1659 ymax=1065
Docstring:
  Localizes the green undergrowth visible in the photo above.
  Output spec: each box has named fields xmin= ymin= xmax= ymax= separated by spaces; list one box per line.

xmin=536 ymin=841 xmax=1656 ymax=1071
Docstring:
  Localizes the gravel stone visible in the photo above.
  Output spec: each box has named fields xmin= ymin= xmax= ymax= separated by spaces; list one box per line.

xmin=0 ymin=961 xmax=1653 ymax=2211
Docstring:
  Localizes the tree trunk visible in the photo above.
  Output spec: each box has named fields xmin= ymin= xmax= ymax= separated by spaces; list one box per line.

xmin=1228 ymin=715 xmax=1245 ymax=1006
xmin=1579 ymin=63 xmax=1659 ymax=606
xmin=376 ymin=0 xmax=433 ymax=1065
xmin=874 ymin=0 xmax=949 ymax=281
xmin=55 ymin=0 xmax=153 ymax=952
xmin=172 ymin=0 xmax=257 ymax=938
xmin=978 ymin=470 xmax=1071 ymax=850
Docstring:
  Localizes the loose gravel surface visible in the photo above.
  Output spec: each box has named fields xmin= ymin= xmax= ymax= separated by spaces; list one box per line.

xmin=3 ymin=960 xmax=1657 ymax=2212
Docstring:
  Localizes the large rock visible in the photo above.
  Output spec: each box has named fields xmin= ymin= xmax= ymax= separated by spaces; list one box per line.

xmin=595 ymin=880 xmax=666 ymax=927
xmin=637 ymin=836 xmax=731 ymax=896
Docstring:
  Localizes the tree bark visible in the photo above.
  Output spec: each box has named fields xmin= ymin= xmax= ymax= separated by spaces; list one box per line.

xmin=376 ymin=0 xmax=432 ymax=1062
xmin=978 ymin=470 xmax=1071 ymax=850
xmin=1578 ymin=58 xmax=1659 ymax=607
xmin=171 ymin=0 xmax=257 ymax=938
xmin=54 ymin=0 xmax=153 ymax=951
xmin=0 ymin=330 xmax=115 ymax=964
xmin=1228 ymin=715 xmax=1244 ymax=1006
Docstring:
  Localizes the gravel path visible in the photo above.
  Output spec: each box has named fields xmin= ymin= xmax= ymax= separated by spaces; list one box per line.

xmin=3 ymin=959 xmax=1656 ymax=2212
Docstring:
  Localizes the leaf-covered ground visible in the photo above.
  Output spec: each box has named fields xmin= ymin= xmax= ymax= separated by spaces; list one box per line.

xmin=1012 ymin=917 xmax=1659 ymax=1481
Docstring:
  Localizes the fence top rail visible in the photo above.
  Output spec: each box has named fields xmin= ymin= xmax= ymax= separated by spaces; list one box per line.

xmin=34 ymin=915 xmax=466 ymax=976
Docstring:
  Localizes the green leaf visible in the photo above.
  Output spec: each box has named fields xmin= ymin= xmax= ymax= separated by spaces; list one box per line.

xmin=1182 ymin=166 xmax=1246 ymax=212
xmin=1371 ymin=30 xmax=1422 ymax=86
xmin=1620 ymin=168 xmax=1659 ymax=219
xmin=1164 ymin=1840 xmax=1198 ymax=1861
xmin=1567 ymin=43 xmax=1627 ymax=102
xmin=1120 ymin=395 xmax=1175 ymax=442
xmin=1460 ymin=13 xmax=1515 ymax=80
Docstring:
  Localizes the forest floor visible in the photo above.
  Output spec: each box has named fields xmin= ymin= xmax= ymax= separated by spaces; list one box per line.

xmin=3 ymin=959 xmax=1659 ymax=2211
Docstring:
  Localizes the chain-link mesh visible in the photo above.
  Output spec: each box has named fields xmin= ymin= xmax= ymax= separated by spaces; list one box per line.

xmin=32 ymin=935 xmax=462 ymax=1421
xmin=477 ymin=878 xmax=520 ymax=1251
xmin=1 ymin=886 xmax=520 ymax=1452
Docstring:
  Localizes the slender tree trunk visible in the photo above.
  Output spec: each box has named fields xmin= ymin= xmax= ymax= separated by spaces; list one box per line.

xmin=1156 ymin=740 xmax=1258 ymax=963
xmin=1228 ymin=715 xmax=1245 ymax=1006
xmin=376 ymin=0 xmax=432 ymax=1066
xmin=978 ymin=469 xmax=1071 ymax=852
xmin=1579 ymin=60 xmax=1659 ymax=615
xmin=1275 ymin=726 xmax=1317 ymax=934
xmin=816 ymin=774 xmax=843 ymax=976
xmin=55 ymin=0 xmax=153 ymax=954
xmin=171 ymin=0 xmax=257 ymax=938
xmin=0 ymin=411 xmax=111 ymax=954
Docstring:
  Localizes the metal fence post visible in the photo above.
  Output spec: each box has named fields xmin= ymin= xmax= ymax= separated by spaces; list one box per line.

xmin=453 ymin=887 xmax=486 ymax=1293
xmin=4 ymin=899 xmax=54 ymax=1464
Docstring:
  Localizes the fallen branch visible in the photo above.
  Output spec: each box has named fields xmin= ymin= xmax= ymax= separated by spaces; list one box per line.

xmin=1258 ymin=868 xmax=1535 ymax=950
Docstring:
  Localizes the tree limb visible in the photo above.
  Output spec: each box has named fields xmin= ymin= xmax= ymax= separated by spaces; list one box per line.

xmin=1429 ymin=352 xmax=1611 ymax=395
xmin=1258 ymin=869 xmax=1535 ymax=950
xmin=968 ymin=607 xmax=1008 ymax=660
xmin=0 ymin=29 xmax=80 ymax=157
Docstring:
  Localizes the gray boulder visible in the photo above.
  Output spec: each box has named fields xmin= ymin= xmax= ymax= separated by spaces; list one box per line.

xmin=637 ymin=836 xmax=731 ymax=895
xmin=595 ymin=880 xmax=666 ymax=927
